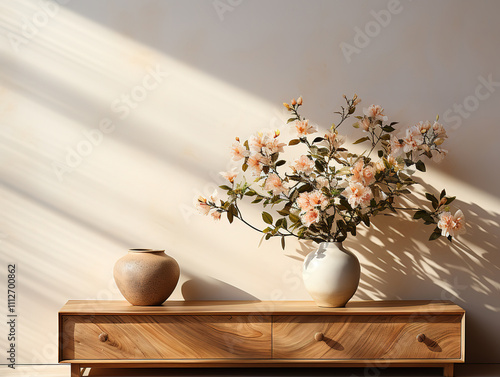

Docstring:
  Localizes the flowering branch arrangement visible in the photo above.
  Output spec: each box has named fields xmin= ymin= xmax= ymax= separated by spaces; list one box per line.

xmin=196 ymin=95 xmax=465 ymax=248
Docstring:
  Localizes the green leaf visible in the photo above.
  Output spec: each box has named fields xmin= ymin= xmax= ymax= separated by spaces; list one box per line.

xmin=353 ymin=136 xmax=370 ymax=145
xmin=252 ymin=197 xmax=263 ymax=204
xmin=416 ymin=160 xmax=426 ymax=172
xmin=380 ymin=134 xmax=391 ymax=141
xmin=312 ymin=137 xmax=325 ymax=143
xmin=275 ymin=160 xmax=286 ymax=167
xmin=440 ymin=189 xmax=446 ymax=199
xmin=287 ymin=117 xmax=297 ymax=124
xmin=298 ymin=183 xmax=313 ymax=193
xmin=378 ymin=150 xmax=383 ymax=158
xmin=242 ymin=163 xmax=248 ymax=172
xmin=219 ymin=185 xmax=232 ymax=191
xmin=289 ymin=213 xmax=300 ymax=224
xmin=227 ymin=205 xmax=234 ymax=224
xmin=317 ymin=147 xmax=329 ymax=156
xmin=281 ymin=236 xmax=285 ymax=250
xmin=382 ymin=125 xmax=395 ymax=132
xmin=315 ymin=159 xmax=325 ymax=172
xmin=425 ymin=193 xmax=439 ymax=209
xmin=390 ymin=122 xmax=399 ymax=127
xmin=277 ymin=209 xmax=289 ymax=216
xmin=445 ymin=196 xmax=456 ymax=205
xmin=352 ymin=122 xmax=360 ymax=129
xmin=262 ymin=212 xmax=273 ymax=225
xmin=275 ymin=218 xmax=283 ymax=229
xmin=413 ymin=210 xmax=426 ymax=220
xmin=289 ymin=139 xmax=300 ymax=146
xmin=362 ymin=215 xmax=370 ymax=227
xmin=429 ymin=230 xmax=441 ymax=241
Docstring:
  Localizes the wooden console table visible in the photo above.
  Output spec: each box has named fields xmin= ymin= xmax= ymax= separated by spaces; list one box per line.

xmin=58 ymin=300 xmax=465 ymax=377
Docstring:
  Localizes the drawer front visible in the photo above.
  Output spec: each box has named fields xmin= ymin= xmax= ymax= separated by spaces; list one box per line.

xmin=61 ymin=315 xmax=271 ymax=360
xmin=273 ymin=315 xmax=462 ymax=360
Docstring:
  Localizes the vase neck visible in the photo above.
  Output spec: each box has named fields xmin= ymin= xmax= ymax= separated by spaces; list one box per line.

xmin=128 ymin=249 xmax=165 ymax=254
xmin=320 ymin=242 xmax=343 ymax=248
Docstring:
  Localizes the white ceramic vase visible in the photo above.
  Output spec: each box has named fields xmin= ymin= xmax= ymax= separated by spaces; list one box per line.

xmin=302 ymin=242 xmax=360 ymax=307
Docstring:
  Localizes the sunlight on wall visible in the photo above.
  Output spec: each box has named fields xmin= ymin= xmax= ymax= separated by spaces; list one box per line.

xmin=0 ymin=0 xmax=499 ymax=365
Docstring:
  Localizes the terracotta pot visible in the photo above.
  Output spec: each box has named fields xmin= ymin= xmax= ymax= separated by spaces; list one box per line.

xmin=302 ymin=242 xmax=360 ymax=307
xmin=113 ymin=249 xmax=180 ymax=306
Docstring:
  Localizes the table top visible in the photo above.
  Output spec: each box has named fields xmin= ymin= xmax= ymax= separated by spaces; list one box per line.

xmin=59 ymin=300 xmax=465 ymax=316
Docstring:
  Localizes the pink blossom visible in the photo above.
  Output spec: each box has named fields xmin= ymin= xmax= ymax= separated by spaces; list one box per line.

xmin=432 ymin=121 xmax=447 ymax=138
xmin=387 ymin=155 xmax=402 ymax=170
xmin=324 ymin=131 xmax=346 ymax=148
xmin=351 ymin=160 xmax=375 ymax=186
xmin=308 ymin=190 xmax=329 ymax=210
xmin=403 ymin=127 xmax=424 ymax=154
xmin=431 ymin=149 xmax=448 ymax=163
xmin=231 ymin=142 xmax=249 ymax=161
xmin=264 ymin=173 xmax=288 ymax=195
xmin=362 ymin=165 xmax=376 ymax=185
xmin=297 ymin=192 xmax=312 ymax=211
xmin=263 ymin=137 xmax=286 ymax=155
xmin=416 ymin=120 xmax=432 ymax=133
xmin=220 ymin=168 xmax=238 ymax=183
xmin=363 ymin=104 xmax=388 ymax=122
xmin=249 ymin=133 xmax=267 ymax=152
xmin=291 ymin=155 xmax=315 ymax=175
xmin=375 ymin=159 xmax=386 ymax=172
xmin=390 ymin=135 xmax=405 ymax=157
xmin=195 ymin=190 xmax=218 ymax=215
xmin=247 ymin=153 xmax=264 ymax=176
xmin=342 ymin=182 xmax=373 ymax=208
xmin=301 ymin=209 xmax=320 ymax=227
xmin=294 ymin=119 xmax=317 ymax=137
xmin=438 ymin=210 xmax=466 ymax=238
xmin=210 ymin=210 xmax=222 ymax=221
xmin=361 ymin=117 xmax=372 ymax=131
xmin=195 ymin=196 xmax=211 ymax=215
xmin=315 ymin=177 xmax=329 ymax=189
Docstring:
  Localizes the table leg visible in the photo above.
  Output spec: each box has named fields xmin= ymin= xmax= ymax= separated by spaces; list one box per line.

xmin=443 ymin=364 xmax=454 ymax=377
xmin=70 ymin=363 xmax=81 ymax=377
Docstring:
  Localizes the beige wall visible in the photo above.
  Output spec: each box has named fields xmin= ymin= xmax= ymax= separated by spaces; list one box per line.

xmin=0 ymin=0 xmax=499 ymax=369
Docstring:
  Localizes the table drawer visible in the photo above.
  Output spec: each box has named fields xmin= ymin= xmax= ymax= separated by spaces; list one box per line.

xmin=273 ymin=315 xmax=462 ymax=360
xmin=61 ymin=315 xmax=271 ymax=360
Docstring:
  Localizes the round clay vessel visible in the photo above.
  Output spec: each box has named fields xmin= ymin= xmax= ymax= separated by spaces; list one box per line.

xmin=113 ymin=249 xmax=180 ymax=306
xmin=302 ymin=242 xmax=360 ymax=307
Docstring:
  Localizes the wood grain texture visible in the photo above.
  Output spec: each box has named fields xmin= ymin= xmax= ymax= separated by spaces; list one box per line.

xmin=59 ymin=300 xmax=465 ymax=316
xmin=70 ymin=363 xmax=80 ymax=377
xmin=61 ymin=359 xmax=458 ymax=366
xmin=61 ymin=315 xmax=271 ymax=360
xmin=444 ymin=364 xmax=454 ymax=377
xmin=273 ymin=315 xmax=462 ymax=360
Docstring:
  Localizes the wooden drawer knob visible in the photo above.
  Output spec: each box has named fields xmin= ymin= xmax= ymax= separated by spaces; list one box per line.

xmin=98 ymin=332 xmax=108 ymax=342
xmin=417 ymin=333 xmax=426 ymax=343
xmin=314 ymin=332 xmax=324 ymax=342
